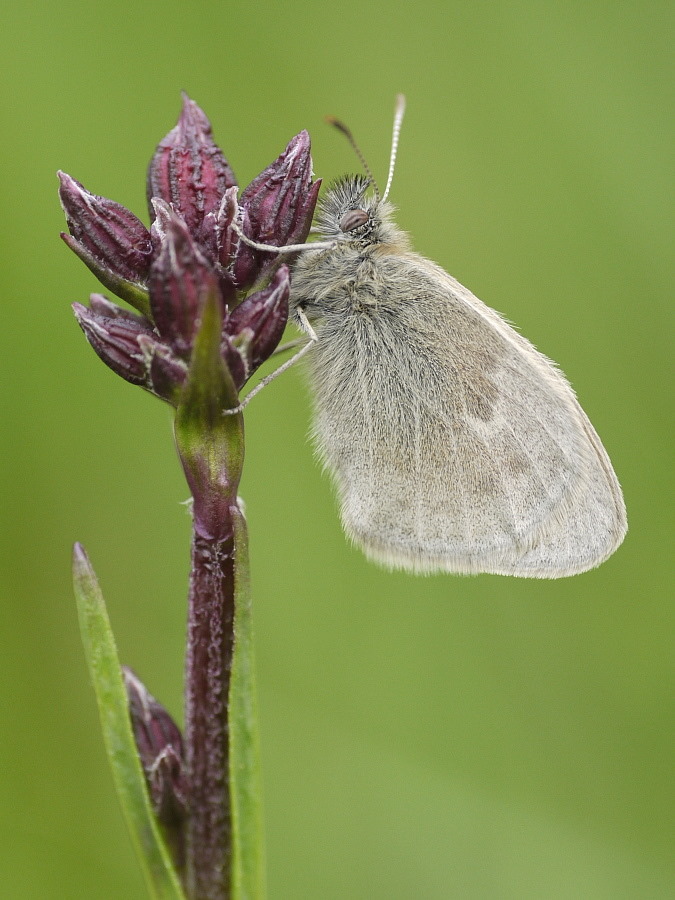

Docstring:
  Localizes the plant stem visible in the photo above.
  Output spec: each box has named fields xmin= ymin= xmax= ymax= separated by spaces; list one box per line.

xmin=174 ymin=288 xmax=244 ymax=899
xmin=184 ymin=510 xmax=237 ymax=900
xmin=174 ymin=282 xmax=263 ymax=898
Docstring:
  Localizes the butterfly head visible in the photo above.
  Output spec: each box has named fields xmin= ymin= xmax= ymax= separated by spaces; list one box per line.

xmin=314 ymin=174 xmax=397 ymax=245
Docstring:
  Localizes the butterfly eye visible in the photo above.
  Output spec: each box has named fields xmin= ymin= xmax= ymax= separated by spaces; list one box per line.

xmin=339 ymin=208 xmax=369 ymax=232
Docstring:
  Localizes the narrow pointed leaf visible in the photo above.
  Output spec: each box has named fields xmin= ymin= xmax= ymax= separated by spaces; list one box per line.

xmin=230 ymin=507 xmax=266 ymax=900
xmin=72 ymin=543 xmax=186 ymax=900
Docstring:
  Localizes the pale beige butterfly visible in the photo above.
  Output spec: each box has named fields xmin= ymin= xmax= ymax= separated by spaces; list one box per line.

xmin=232 ymin=96 xmax=627 ymax=577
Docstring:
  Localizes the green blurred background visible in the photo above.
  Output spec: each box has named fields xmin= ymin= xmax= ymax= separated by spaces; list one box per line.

xmin=1 ymin=1 xmax=672 ymax=897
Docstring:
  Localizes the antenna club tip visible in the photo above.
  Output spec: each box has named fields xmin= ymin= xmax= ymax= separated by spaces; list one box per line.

xmin=325 ymin=115 xmax=352 ymax=138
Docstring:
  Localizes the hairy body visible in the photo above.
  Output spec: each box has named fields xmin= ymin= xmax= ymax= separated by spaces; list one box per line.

xmin=290 ymin=175 xmax=626 ymax=577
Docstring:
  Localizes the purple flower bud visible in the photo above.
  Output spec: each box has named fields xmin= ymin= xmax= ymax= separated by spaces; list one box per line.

xmin=148 ymin=202 xmax=224 ymax=359
xmin=89 ymin=292 xmax=149 ymax=322
xmin=73 ymin=298 xmax=186 ymax=403
xmin=238 ymin=131 xmax=321 ymax=283
xmin=123 ymin=668 xmax=188 ymax=865
xmin=147 ymin=93 xmax=237 ymax=235
xmin=148 ymin=196 xmax=174 ymax=249
xmin=73 ymin=300 xmax=155 ymax=385
xmin=229 ymin=203 xmax=259 ymax=293
xmin=225 ymin=266 xmax=290 ymax=382
xmin=138 ymin=335 xmax=189 ymax=405
xmin=196 ymin=187 xmax=240 ymax=303
xmin=196 ymin=186 xmax=237 ymax=265
xmin=58 ymin=172 xmax=152 ymax=312
xmin=219 ymin=335 xmax=249 ymax=391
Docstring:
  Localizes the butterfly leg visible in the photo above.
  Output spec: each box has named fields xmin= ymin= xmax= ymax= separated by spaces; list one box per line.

xmin=269 ymin=337 xmax=306 ymax=357
xmin=223 ymin=308 xmax=317 ymax=415
xmin=229 ymin=221 xmax=333 ymax=254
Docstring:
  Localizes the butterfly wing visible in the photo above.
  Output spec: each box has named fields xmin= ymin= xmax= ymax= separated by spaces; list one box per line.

xmin=307 ymin=253 xmax=626 ymax=577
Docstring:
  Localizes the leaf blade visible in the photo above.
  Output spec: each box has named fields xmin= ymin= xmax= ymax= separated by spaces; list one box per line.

xmin=229 ymin=508 xmax=266 ymax=900
xmin=73 ymin=543 xmax=186 ymax=900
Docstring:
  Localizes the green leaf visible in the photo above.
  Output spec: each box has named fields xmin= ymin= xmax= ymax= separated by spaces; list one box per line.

xmin=73 ymin=543 xmax=186 ymax=900
xmin=230 ymin=507 xmax=266 ymax=900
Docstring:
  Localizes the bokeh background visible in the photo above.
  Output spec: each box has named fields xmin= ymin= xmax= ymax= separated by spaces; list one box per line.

xmin=1 ymin=1 xmax=672 ymax=897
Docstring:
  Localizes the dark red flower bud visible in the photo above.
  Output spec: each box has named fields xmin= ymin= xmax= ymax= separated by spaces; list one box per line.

xmin=149 ymin=201 xmax=224 ymax=359
xmin=123 ymin=668 xmax=188 ymax=868
xmin=238 ymin=131 xmax=321 ymax=283
xmin=196 ymin=186 xmax=236 ymax=265
xmin=196 ymin=186 xmax=240 ymax=303
xmin=73 ymin=297 xmax=186 ymax=403
xmin=147 ymin=93 xmax=236 ymax=235
xmin=219 ymin=336 xmax=249 ymax=390
xmin=58 ymin=172 xmax=152 ymax=313
xmin=148 ymin=194 xmax=173 ymax=248
xmin=73 ymin=300 xmax=154 ymax=385
xmin=137 ymin=335 xmax=189 ymax=405
xmin=89 ymin=292 xmax=149 ymax=322
xmin=229 ymin=203 xmax=259 ymax=293
xmin=225 ymin=265 xmax=290 ymax=383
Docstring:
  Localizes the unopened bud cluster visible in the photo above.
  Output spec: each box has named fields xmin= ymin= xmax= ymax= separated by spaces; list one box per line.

xmin=60 ymin=93 xmax=320 ymax=406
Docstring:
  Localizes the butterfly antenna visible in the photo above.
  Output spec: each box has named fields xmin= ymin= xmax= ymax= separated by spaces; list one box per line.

xmin=382 ymin=93 xmax=406 ymax=203
xmin=326 ymin=114 xmax=380 ymax=200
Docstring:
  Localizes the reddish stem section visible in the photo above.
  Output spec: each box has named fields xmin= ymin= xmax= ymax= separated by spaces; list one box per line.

xmin=184 ymin=518 xmax=236 ymax=900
